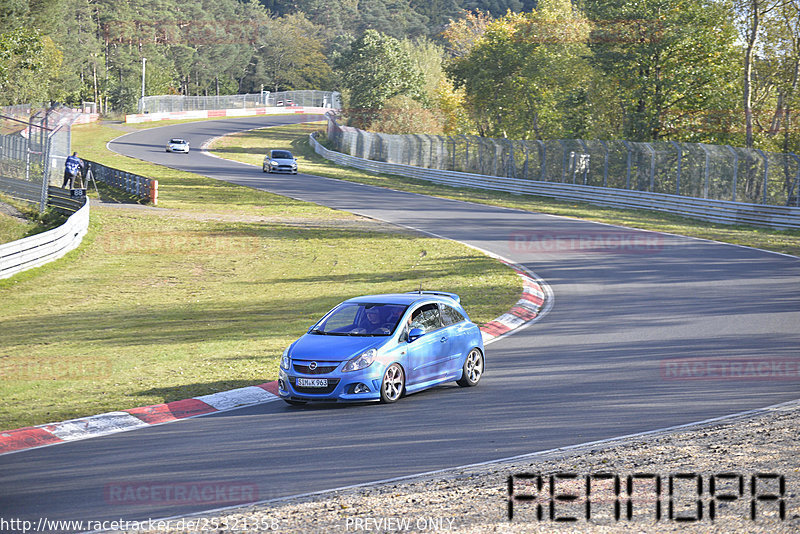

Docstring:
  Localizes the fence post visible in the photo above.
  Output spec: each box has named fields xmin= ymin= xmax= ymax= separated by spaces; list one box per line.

xmin=621 ymin=140 xmax=632 ymax=189
xmin=522 ymin=142 xmax=529 ymax=180
xmin=538 ymin=140 xmax=546 ymax=181
xmin=38 ymin=137 xmax=49 ymax=213
xmin=670 ymin=141 xmax=682 ymax=196
xmin=599 ymin=140 xmax=609 ymax=187
xmin=450 ymin=136 xmax=456 ymax=171
xmin=726 ymin=145 xmax=739 ymax=202
xmin=643 ymin=143 xmax=655 ymax=191
xmin=464 ymin=136 xmax=470 ymax=172
xmin=699 ymin=144 xmax=711 ymax=198
xmin=756 ymin=149 xmax=769 ymax=204
xmin=505 ymin=139 xmax=514 ymax=178
xmin=578 ymin=140 xmax=589 ymax=185
xmin=787 ymin=153 xmax=800 ymax=207
xmin=558 ymin=140 xmax=568 ymax=183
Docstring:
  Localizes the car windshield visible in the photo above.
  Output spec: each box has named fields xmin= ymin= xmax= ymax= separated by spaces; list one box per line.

xmin=170 ymin=139 xmax=185 ymax=144
xmin=310 ymin=303 xmax=407 ymax=337
xmin=271 ymin=150 xmax=293 ymax=159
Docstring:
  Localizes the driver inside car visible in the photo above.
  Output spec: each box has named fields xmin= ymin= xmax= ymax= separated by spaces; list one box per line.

xmin=362 ymin=307 xmax=389 ymax=334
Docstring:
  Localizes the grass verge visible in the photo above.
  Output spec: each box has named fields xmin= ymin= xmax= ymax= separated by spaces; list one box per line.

xmin=210 ymin=122 xmax=800 ymax=257
xmin=0 ymin=120 xmax=520 ymax=431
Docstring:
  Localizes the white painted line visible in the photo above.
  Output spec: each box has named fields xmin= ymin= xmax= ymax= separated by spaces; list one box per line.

xmin=195 ymin=386 xmax=279 ymax=412
xmin=493 ymin=313 xmax=528 ymax=329
xmin=42 ymin=412 xmax=149 ymax=441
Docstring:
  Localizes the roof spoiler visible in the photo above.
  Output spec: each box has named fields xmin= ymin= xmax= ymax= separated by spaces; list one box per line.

xmin=406 ymin=291 xmax=460 ymax=304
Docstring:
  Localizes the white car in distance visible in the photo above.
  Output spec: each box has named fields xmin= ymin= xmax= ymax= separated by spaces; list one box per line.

xmin=166 ymin=138 xmax=190 ymax=154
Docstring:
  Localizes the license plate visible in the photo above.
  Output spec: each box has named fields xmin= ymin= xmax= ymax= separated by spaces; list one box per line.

xmin=297 ymin=378 xmax=328 ymax=388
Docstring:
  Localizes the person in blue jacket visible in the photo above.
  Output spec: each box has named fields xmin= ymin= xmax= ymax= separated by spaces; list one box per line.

xmin=62 ymin=152 xmax=84 ymax=188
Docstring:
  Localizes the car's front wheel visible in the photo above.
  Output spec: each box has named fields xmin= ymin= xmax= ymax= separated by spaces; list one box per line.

xmin=380 ymin=363 xmax=404 ymax=403
xmin=457 ymin=348 xmax=484 ymax=387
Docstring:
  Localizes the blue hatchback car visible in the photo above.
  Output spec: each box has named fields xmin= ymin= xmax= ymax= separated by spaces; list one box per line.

xmin=278 ymin=292 xmax=485 ymax=405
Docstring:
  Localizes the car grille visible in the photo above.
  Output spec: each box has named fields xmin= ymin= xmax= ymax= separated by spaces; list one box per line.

xmin=290 ymin=377 xmax=340 ymax=394
xmin=293 ymin=362 xmax=339 ymax=374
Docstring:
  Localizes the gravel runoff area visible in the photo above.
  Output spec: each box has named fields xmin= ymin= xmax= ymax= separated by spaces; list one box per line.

xmin=0 ymin=201 xmax=27 ymax=222
xmin=124 ymin=399 xmax=799 ymax=534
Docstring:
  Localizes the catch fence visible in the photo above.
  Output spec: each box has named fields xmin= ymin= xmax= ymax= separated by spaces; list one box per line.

xmin=326 ymin=116 xmax=800 ymax=208
xmin=138 ymin=91 xmax=341 ymax=114
xmin=0 ymin=105 xmax=81 ymax=211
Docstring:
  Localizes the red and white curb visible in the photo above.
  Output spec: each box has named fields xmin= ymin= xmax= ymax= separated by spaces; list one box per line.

xmin=0 ymin=383 xmax=280 ymax=456
xmin=0 ymin=270 xmax=546 ymax=457
xmin=481 ymin=261 xmax=546 ymax=343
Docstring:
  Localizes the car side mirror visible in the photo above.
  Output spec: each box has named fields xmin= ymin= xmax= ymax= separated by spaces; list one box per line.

xmin=407 ymin=328 xmax=424 ymax=343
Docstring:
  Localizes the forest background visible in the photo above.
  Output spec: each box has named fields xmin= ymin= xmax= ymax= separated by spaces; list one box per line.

xmin=1 ymin=0 xmax=798 ymax=154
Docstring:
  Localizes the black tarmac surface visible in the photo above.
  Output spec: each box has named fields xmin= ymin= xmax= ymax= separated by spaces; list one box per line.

xmin=2 ymin=115 xmax=798 ymax=531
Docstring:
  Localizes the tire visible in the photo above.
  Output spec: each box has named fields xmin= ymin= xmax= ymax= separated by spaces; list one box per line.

xmin=284 ymin=399 xmax=307 ymax=406
xmin=380 ymin=363 xmax=405 ymax=403
xmin=457 ymin=348 xmax=484 ymax=387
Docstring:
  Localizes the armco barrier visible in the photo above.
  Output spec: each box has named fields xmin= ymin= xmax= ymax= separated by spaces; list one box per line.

xmin=0 ymin=175 xmax=41 ymax=204
xmin=86 ymin=160 xmax=158 ymax=205
xmin=0 ymin=196 xmax=89 ymax=280
xmin=310 ymin=134 xmax=800 ymax=230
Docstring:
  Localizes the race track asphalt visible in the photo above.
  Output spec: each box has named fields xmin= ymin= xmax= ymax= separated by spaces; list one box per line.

xmin=2 ymin=115 xmax=798 ymax=531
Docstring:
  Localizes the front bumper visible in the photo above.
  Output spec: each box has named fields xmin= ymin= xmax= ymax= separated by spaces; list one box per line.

xmin=267 ymin=165 xmax=297 ymax=174
xmin=278 ymin=367 xmax=382 ymax=402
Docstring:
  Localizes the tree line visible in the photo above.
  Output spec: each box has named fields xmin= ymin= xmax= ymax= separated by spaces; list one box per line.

xmin=337 ymin=0 xmax=800 ymax=155
xmin=1 ymin=0 xmax=798 ymax=154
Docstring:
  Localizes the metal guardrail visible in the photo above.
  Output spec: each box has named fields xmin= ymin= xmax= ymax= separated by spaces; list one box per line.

xmin=47 ymin=186 xmax=87 ymax=214
xmin=0 ymin=175 xmax=40 ymax=204
xmin=85 ymin=160 xmax=158 ymax=205
xmin=326 ymin=116 xmax=800 ymax=209
xmin=310 ymin=134 xmax=800 ymax=230
xmin=0 ymin=196 xmax=89 ymax=280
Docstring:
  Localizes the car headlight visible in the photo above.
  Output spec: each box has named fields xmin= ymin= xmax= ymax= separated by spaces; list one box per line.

xmin=291 ymin=162 xmax=297 ymax=167
xmin=281 ymin=347 xmax=291 ymax=370
xmin=270 ymin=160 xmax=279 ymax=166
xmin=342 ymin=348 xmax=376 ymax=372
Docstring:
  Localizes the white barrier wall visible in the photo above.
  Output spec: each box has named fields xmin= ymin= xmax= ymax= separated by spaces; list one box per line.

xmin=126 ymin=106 xmax=331 ymax=124
xmin=0 ymin=200 xmax=90 ymax=280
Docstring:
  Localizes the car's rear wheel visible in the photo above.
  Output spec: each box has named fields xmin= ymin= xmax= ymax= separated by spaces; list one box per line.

xmin=380 ymin=363 xmax=404 ymax=403
xmin=457 ymin=348 xmax=484 ymax=387
xmin=284 ymin=399 xmax=307 ymax=406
